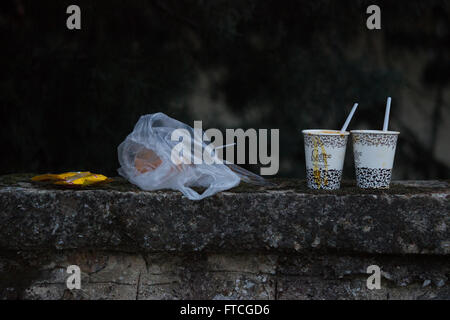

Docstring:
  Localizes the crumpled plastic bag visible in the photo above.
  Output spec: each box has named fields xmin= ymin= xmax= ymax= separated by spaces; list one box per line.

xmin=117 ymin=112 xmax=269 ymax=200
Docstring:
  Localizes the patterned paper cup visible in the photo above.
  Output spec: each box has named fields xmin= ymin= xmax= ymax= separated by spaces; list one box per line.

xmin=302 ymin=129 xmax=349 ymax=190
xmin=351 ymin=130 xmax=400 ymax=189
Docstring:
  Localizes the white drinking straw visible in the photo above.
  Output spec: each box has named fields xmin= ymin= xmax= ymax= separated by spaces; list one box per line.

xmin=208 ymin=143 xmax=236 ymax=164
xmin=340 ymin=103 xmax=358 ymax=133
xmin=215 ymin=143 xmax=236 ymax=150
xmin=383 ymin=97 xmax=391 ymax=131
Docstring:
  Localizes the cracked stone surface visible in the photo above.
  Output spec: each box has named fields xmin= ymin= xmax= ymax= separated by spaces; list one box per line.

xmin=0 ymin=251 xmax=448 ymax=300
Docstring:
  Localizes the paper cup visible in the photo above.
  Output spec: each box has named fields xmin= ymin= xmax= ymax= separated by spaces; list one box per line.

xmin=351 ymin=130 xmax=399 ymax=189
xmin=302 ymin=129 xmax=349 ymax=190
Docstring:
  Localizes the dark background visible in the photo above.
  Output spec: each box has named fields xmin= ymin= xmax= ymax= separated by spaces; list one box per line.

xmin=1 ymin=0 xmax=449 ymax=179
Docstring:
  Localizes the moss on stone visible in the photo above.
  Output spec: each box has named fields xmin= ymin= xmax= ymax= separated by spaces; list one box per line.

xmin=231 ymin=178 xmax=449 ymax=195
xmin=0 ymin=173 xmax=36 ymax=186
xmin=0 ymin=174 xmax=448 ymax=195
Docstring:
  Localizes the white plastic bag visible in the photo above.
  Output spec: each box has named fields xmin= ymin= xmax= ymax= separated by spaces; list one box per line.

xmin=118 ymin=113 xmax=268 ymax=200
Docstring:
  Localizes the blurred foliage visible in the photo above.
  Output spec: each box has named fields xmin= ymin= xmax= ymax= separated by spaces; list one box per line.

xmin=0 ymin=0 xmax=449 ymax=179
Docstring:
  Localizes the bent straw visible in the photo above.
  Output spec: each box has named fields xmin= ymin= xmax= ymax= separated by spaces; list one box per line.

xmin=383 ymin=97 xmax=391 ymax=131
xmin=340 ymin=103 xmax=358 ymax=133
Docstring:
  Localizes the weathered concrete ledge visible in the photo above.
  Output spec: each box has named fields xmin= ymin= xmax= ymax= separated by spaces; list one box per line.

xmin=0 ymin=175 xmax=448 ymax=255
xmin=0 ymin=175 xmax=449 ymax=300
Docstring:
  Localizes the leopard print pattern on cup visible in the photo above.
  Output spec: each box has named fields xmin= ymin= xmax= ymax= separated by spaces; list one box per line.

xmin=352 ymin=133 xmax=398 ymax=149
xmin=355 ymin=167 xmax=392 ymax=189
xmin=306 ymin=168 xmax=343 ymax=190
xmin=304 ymin=134 xmax=348 ymax=148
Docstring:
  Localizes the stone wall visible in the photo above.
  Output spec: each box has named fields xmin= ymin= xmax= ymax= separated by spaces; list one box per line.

xmin=1 ymin=250 xmax=449 ymax=300
xmin=0 ymin=175 xmax=448 ymax=300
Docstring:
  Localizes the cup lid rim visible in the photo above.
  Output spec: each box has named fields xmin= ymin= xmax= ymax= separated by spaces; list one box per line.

xmin=301 ymin=129 xmax=349 ymax=136
xmin=350 ymin=130 xmax=400 ymax=135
